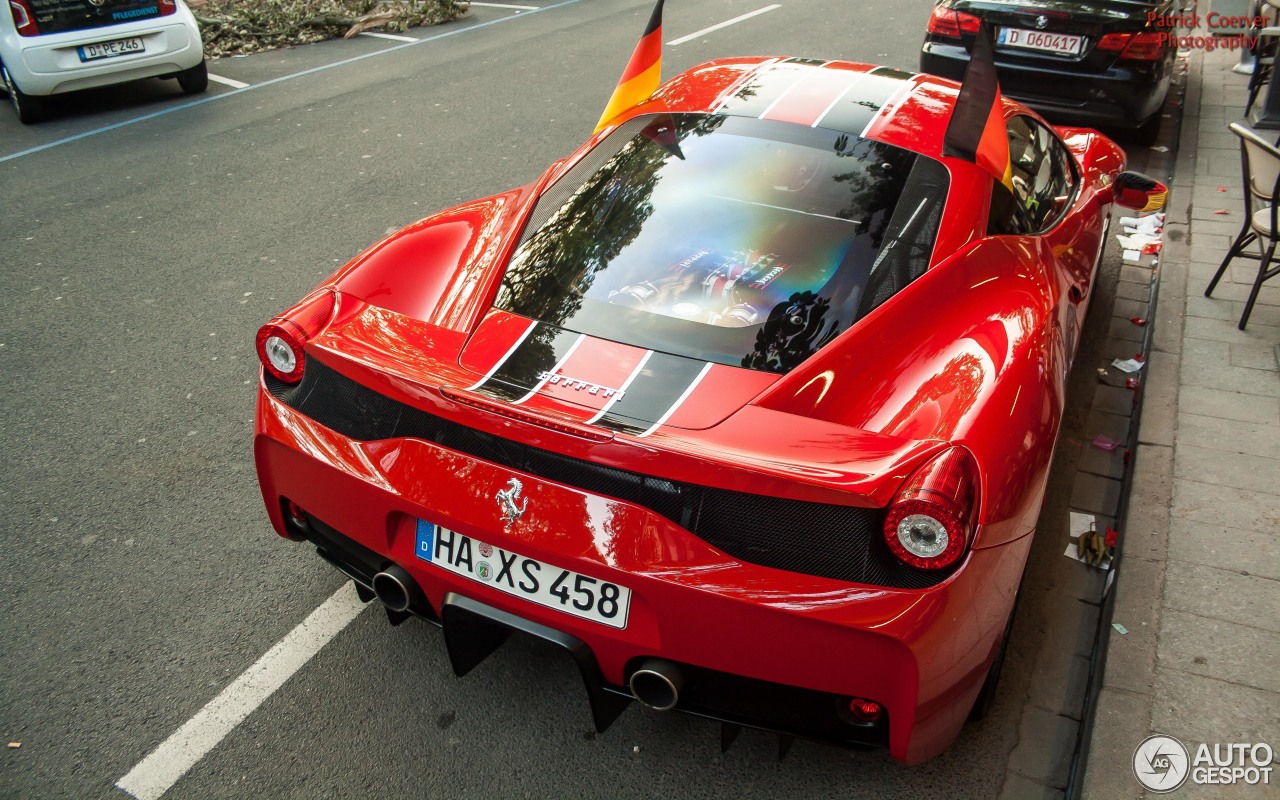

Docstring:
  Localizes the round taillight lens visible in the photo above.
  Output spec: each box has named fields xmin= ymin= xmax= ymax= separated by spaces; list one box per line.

xmin=265 ymin=335 xmax=296 ymax=373
xmin=896 ymin=513 xmax=951 ymax=559
xmin=256 ymin=323 xmax=305 ymax=383
xmin=255 ymin=289 xmax=336 ymax=385
xmin=883 ymin=447 xmax=978 ymax=571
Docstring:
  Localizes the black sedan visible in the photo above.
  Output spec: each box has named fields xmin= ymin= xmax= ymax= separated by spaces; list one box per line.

xmin=920 ymin=0 xmax=1177 ymax=142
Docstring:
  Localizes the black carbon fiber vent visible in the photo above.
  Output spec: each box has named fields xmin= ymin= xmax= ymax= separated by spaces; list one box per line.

xmin=265 ymin=359 xmax=954 ymax=589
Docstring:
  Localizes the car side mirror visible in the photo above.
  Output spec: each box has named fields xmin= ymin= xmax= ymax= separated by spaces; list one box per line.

xmin=1109 ymin=170 xmax=1168 ymax=212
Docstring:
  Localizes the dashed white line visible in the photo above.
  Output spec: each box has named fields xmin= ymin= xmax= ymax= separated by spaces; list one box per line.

xmin=358 ymin=31 xmax=419 ymax=42
xmin=667 ymin=4 xmax=781 ymax=46
xmin=469 ymin=2 xmax=539 ymax=9
xmin=206 ymin=73 xmax=249 ymax=89
xmin=115 ymin=583 xmax=369 ymax=800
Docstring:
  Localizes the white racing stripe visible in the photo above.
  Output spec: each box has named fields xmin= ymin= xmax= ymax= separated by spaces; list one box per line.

xmin=206 ymin=73 xmax=249 ymax=89
xmin=512 ymin=334 xmax=585 ymax=404
xmin=586 ymin=350 xmax=652 ymax=424
xmin=811 ymin=72 xmax=866 ymax=128
xmin=859 ymin=79 xmax=917 ymax=138
xmin=465 ymin=319 xmax=538 ymax=391
xmin=637 ymin=362 xmax=712 ymax=438
xmin=115 ymin=583 xmax=369 ymax=800
xmin=358 ymin=31 xmax=419 ymax=42
xmin=667 ymin=4 xmax=781 ymax=47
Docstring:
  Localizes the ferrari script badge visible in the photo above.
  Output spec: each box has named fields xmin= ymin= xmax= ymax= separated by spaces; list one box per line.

xmin=496 ymin=478 xmax=528 ymax=526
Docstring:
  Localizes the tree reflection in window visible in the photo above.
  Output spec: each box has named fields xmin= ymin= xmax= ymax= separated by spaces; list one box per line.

xmin=494 ymin=113 xmax=947 ymax=375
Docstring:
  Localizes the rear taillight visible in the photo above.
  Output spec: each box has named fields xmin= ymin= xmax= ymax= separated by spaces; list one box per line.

xmin=256 ymin=289 xmax=336 ymax=384
xmin=1097 ymin=31 xmax=1165 ymax=61
xmin=158 ymin=0 xmax=177 ymax=15
xmin=1119 ymin=31 xmax=1165 ymax=60
xmin=884 ymin=447 xmax=978 ymax=570
xmin=1095 ymin=33 xmax=1130 ymax=51
xmin=9 ymin=0 xmax=37 ymax=36
xmin=927 ymin=6 xmax=980 ymax=39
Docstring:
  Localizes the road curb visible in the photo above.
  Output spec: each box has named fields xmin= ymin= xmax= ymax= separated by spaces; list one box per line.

xmin=1077 ymin=43 xmax=1202 ymax=800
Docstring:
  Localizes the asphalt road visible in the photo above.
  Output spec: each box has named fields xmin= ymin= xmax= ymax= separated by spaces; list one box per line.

xmin=0 ymin=1 xmax=1158 ymax=797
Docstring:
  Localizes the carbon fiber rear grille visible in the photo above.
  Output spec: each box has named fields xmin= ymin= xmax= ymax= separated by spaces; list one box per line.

xmin=266 ymin=359 xmax=953 ymax=589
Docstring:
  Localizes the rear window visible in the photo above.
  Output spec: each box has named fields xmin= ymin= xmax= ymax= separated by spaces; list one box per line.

xmin=22 ymin=0 xmax=171 ymax=35
xmin=496 ymin=113 xmax=949 ymax=374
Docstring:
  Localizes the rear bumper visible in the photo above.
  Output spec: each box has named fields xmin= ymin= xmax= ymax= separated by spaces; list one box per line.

xmin=254 ymin=376 xmax=1032 ymax=764
xmin=1 ymin=7 xmax=202 ymax=95
xmin=920 ymin=41 xmax=1171 ymax=129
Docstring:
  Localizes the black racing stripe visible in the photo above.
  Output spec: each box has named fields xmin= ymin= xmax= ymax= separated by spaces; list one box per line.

xmin=815 ymin=69 xmax=912 ymax=134
xmin=715 ymin=61 xmax=815 ymax=118
xmin=596 ymin=352 xmax=707 ymax=434
xmin=476 ymin=323 xmax=580 ymax=403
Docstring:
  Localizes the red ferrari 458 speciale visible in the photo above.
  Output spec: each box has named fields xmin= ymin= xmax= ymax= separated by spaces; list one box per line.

xmin=253 ymin=54 xmax=1162 ymax=764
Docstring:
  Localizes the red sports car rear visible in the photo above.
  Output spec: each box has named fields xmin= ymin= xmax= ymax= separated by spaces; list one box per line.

xmin=253 ymin=56 xmax=1146 ymax=763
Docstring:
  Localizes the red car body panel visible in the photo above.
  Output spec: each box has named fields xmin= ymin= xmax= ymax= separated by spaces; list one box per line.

xmin=253 ymin=56 xmax=1129 ymax=763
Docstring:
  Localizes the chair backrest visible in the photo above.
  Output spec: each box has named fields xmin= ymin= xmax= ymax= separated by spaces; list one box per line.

xmin=1231 ymin=122 xmax=1280 ymax=202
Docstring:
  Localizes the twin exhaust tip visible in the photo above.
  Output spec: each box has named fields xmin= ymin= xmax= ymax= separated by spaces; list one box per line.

xmin=371 ymin=564 xmax=417 ymax=613
xmin=629 ymin=658 xmax=683 ymax=711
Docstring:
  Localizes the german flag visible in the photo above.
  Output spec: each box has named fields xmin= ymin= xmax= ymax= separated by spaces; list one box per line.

xmin=594 ymin=0 xmax=665 ymax=133
xmin=942 ymin=23 xmax=1012 ymax=190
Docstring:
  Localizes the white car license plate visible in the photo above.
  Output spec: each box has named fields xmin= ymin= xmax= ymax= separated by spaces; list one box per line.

xmin=78 ymin=37 xmax=145 ymax=62
xmin=997 ymin=27 xmax=1083 ymax=56
xmin=415 ymin=520 xmax=631 ymax=629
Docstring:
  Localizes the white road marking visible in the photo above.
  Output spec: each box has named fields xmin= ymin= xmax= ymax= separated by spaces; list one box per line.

xmin=470 ymin=2 xmax=539 ymax=9
xmin=667 ymin=4 xmax=781 ymax=46
xmin=358 ymin=31 xmax=419 ymax=42
xmin=206 ymin=73 xmax=249 ymax=89
xmin=115 ymin=583 xmax=369 ymax=800
xmin=0 ymin=0 xmax=586 ymax=164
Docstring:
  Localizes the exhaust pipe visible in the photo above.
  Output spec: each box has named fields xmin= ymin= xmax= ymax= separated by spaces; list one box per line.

xmin=371 ymin=564 xmax=418 ymax=613
xmin=629 ymin=658 xmax=684 ymax=711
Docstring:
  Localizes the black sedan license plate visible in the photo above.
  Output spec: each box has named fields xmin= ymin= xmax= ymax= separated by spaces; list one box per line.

xmin=415 ymin=520 xmax=631 ymax=629
xmin=78 ymin=37 xmax=144 ymax=62
xmin=997 ymin=27 xmax=1083 ymax=56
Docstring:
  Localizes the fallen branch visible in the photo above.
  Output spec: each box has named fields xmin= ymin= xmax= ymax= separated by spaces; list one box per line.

xmin=191 ymin=0 xmax=467 ymax=57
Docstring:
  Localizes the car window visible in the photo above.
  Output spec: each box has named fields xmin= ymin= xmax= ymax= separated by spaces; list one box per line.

xmin=987 ymin=115 xmax=1078 ymax=236
xmin=497 ymin=113 xmax=949 ymax=374
xmin=20 ymin=0 xmax=172 ymax=35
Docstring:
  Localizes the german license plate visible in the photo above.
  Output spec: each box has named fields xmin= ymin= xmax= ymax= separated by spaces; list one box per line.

xmin=415 ymin=520 xmax=631 ymax=629
xmin=997 ymin=27 xmax=1083 ymax=56
xmin=78 ymin=37 xmax=145 ymax=62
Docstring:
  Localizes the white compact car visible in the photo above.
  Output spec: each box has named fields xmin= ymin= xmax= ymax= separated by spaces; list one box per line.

xmin=1 ymin=0 xmax=206 ymax=123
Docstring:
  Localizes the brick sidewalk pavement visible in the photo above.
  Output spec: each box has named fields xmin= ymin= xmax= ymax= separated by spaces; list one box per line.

xmin=1082 ymin=36 xmax=1280 ymax=800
